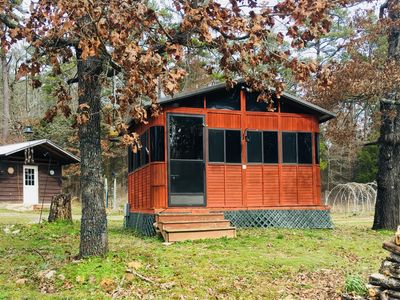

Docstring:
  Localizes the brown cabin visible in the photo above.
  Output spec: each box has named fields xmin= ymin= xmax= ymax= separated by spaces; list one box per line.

xmin=0 ymin=139 xmax=79 ymax=207
xmin=125 ymin=81 xmax=335 ymax=237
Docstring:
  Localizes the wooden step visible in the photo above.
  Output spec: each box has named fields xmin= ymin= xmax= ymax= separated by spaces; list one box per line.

xmin=159 ymin=220 xmax=231 ymax=231
xmin=164 ymin=227 xmax=236 ymax=242
xmin=156 ymin=213 xmax=225 ymax=223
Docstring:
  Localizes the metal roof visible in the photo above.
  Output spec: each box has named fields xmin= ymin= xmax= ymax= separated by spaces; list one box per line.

xmin=0 ymin=139 xmax=80 ymax=164
xmin=158 ymin=80 xmax=336 ymax=123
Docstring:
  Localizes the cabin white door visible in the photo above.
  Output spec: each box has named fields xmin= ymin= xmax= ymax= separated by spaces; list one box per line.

xmin=23 ymin=165 xmax=39 ymax=206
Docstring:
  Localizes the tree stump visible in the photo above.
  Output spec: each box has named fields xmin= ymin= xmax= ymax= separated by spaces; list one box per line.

xmin=48 ymin=193 xmax=72 ymax=222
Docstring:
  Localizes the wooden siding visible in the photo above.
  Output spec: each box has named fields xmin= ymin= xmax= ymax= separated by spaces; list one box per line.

xmin=128 ymin=91 xmax=323 ymax=212
xmin=0 ymin=162 xmax=62 ymax=203
xmin=207 ymin=112 xmax=241 ymax=128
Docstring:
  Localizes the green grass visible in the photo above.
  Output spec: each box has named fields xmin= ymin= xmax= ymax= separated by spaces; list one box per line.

xmin=0 ymin=212 xmax=393 ymax=299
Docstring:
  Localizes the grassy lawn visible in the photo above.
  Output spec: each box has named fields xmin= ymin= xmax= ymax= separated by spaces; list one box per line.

xmin=0 ymin=210 xmax=393 ymax=299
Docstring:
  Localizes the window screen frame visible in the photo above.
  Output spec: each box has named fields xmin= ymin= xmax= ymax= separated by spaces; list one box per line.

xmin=246 ymin=130 xmax=279 ymax=165
xmin=281 ymin=131 xmax=298 ymax=164
xmin=297 ymin=132 xmax=313 ymax=164
xmin=207 ymin=128 xmax=242 ymax=164
xmin=150 ymin=126 xmax=165 ymax=162
xmin=315 ymin=133 xmax=320 ymax=164
xmin=281 ymin=131 xmax=315 ymax=165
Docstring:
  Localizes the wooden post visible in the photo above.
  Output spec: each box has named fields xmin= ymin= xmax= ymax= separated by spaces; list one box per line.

xmin=113 ymin=176 xmax=117 ymax=211
xmin=104 ymin=178 xmax=108 ymax=208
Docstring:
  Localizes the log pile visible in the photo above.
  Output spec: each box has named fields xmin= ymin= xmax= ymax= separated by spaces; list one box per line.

xmin=366 ymin=227 xmax=400 ymax=299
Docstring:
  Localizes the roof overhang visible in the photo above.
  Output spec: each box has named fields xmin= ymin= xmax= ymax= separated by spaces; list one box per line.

xmin=158 ymin=79 xmax=336 ymax=123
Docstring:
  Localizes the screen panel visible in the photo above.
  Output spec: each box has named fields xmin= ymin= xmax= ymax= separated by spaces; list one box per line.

xmin=150 ymin=126 xmax=165 ymax=162
xmin=298 ymin=132 xmax=312 ymax=164
xmin=208 ymin=129 xmax=225 ymax=162
xmin=206 ymin=88 xmax=241 ymax=110
xmin=282 ymin=132 xmax=297 ymax=163
xmin=140 ymin=131 xmax=149 ymax=166
xmin=263 ymin=131 xmax=278 ymax=163
xmin=315 ymin=133 xmax=320 ymax=164
xmin=245 ymin=91 xmax=278 ymax=112
xmin=169 ymin=115 xmax=203 ymax=160
xmin=225 ymin=130 xmax=242 ymax=163
xmin=247 ymin=131 xmax=262 ymax=163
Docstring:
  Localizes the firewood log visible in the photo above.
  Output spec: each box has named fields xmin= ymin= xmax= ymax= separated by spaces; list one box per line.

xmin=383 ymin=242 xmax=400 ymax=256
xmin=369 ymin=273 xmax=400 ymax=291
xmin=385 ymin=289 xmax=400 ymax=299
xmin=395 ymin=226 xmax=400 ymax=246
xmin=366 ymin=284 xmax=383 ymax=297
xmin=380 ymin=260 xmax=400 ymax=279
xmin=387 ymin=253 xmax=400 ymax=264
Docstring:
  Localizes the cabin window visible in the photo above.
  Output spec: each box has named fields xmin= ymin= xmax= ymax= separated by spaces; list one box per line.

xmin=140 ymin=131 xmax=150 ymax=165
xmin=169 ymin=115 xmax=203 ymax=160
xmin=245 ymin=91 xmax=278 ymax=112
xmin=282 ymin=132 xmax=297 ymax=163
xmin=164 ymin=96 xmax=204 ymax=108
xmin=208 ymin=129 xmax=225 ymax=162
xmin=263 ymin=132 xmax=279 ymax=163
xmin=206 ymin=88 xmax=241 ymax=110
xmin=208 ymin=129 xmax=242 ymax=163
xmin=150 ymin=126 xmax=165 ymax=162
xmin=246 ymin=131 xmax=262 ymax=163
xmin=128 ymin=146 xmax=133 ymax=172
xmin=282 ymin=132 xmax=313 ymax=164
xmin=280 ymin=98 xmax=312 ymax=115
xmin=128 ymin=130 xmax=152 ymax=172
xmin=298 ymin=133 xmax=312 ymax=164
xmin=226 ymin=130 xmax=242 ymax=163
xmin=246 ymin=131 xmax=278 ymax=163
xmin=315 ymin=133 xmax=320 ymax=164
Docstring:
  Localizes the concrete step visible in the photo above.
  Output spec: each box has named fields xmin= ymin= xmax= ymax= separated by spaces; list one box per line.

xmin=159 ymin=220 xmax=231 ymax=231
xmin=156 ymin=213 xmax=225 ymax=223
xmin=164 ymin=227 xmax=236 ymax=242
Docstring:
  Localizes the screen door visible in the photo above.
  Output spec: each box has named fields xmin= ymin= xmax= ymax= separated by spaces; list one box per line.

xmin=168 ymin=114 xmax=205 ymax=206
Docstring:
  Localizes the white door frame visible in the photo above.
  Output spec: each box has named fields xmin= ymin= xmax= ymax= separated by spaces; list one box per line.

xmin=23 ymin=165 xmax=39 ymax=206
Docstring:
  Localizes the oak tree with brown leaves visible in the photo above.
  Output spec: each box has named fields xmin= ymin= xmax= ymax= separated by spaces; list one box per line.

xmin=305 ymin=0 xmax=400 ymax=230
xmin=1 ymin=0 xmax=345 ymax=257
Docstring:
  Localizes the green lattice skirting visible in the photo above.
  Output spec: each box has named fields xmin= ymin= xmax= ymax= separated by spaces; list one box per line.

xmin=125 ymin=209 xmax=332 ymax=236
xmin=124 ymin=213 xmax=156 ymax=236
xmin=224 ymin=209 xmax=332 ymax=229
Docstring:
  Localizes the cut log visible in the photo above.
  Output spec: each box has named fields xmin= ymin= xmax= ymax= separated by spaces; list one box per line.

xmin=387 ymin=253 xmax=400 ymax=264
xmin=383 ymin=241 xmax=400 ymax=256
xmin=395 ymin=226 xmax=400 ymax=246
xmin=48 ymin=193 xmax=72 ymax=223
xmin=385 ymin=289 xmax=400 ymax=299
xmin=380 ymin=260 xmax=400 ymax=279
xmin=369 ymin=273 xmax=400 ymax=291
xmin=366 ymin=284 xmax=383 ymax=297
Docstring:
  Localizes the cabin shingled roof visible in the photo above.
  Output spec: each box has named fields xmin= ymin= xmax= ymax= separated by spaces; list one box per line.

xmin=0 ymin=139 xmax=80 ymax=164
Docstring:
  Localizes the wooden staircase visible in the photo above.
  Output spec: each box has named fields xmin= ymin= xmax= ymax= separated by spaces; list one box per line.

xmin=155 ymin=212 xmax=236 ymax=242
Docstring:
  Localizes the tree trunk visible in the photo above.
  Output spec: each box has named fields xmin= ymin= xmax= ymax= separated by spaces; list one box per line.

xmin=48 ymin=193 xmax=72 ymax=222
xmin=1 ymin=52 xmax=9 ymax=141
xmin=77 ymin=53 xmax=108 ymax=257
xmin=373 ymin=0 xmax=400 ymax=230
